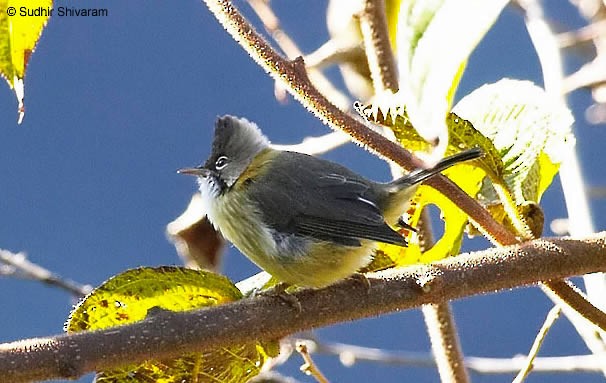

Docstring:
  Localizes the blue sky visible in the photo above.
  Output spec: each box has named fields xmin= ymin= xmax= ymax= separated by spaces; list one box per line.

xmin=1 ymin=1 xmax=605 ymax=382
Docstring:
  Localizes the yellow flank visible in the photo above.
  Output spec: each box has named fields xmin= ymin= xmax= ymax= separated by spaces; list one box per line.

xmin=270 ymin=240 xmax=375 ymax=288
xmin=209 ymin=186 xmax=276 ymax=270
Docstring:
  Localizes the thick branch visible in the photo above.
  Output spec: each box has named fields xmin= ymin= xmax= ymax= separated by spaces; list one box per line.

xmin=1 ymin=234 xmax=606 ymax=382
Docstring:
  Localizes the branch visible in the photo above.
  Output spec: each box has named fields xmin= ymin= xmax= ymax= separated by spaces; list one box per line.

xmin=423 ymin=303 xmax=469 ymax=382
xmin=359 ymin=0 xmax=399 ymax=92
xmin=557 ymin=20 xmax=606 ymax=48
xmin=512 ymin=305 xmax=561 ymax=383
xmin=0 ymin=249 xmax=91 ymax=297
xmin=310 ymin=340 xmax=606 ymax=374
xmin=1 ymin=234 xmax=606 ymax=382
xmin=296 ymin=341 xmax=330 ymax=383
xmin=271 ymin=131 xmax=351 ymax=156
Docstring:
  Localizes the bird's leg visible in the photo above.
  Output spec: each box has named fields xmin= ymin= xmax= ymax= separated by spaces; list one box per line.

xmin=397 ymin=216 xmax=417 ymax=232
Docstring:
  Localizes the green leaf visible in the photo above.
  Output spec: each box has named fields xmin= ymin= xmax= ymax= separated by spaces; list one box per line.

xmin=66 ymin=267 xmax=275 ymax=383
xmin=373 ymin=164 xmax=484 ymax=266
xmin=0 ymin=0 xmax=52 ymax=123
xmin=394 ymin=0 xmax=508 ymax=143
xmin=453 ymin=78 xmax=574 ymax=237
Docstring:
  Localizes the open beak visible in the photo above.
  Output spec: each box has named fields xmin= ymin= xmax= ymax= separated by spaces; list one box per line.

xmin=177 ymin=167 xmax=211 ymax=177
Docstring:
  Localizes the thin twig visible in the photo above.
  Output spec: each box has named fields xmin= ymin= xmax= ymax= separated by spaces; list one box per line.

xmin=271 ymin=131 xmax=351 ymax=155
xmin=1 ymin=233 xmax=606 ymax=382
xmin=0 ymin=249 xmax=91 ymax=297
xmin=563 ymin=59 xmax=606 ymax=94
xmin=418 ymin=211 xmax=470 ymax=383
xmin=557 ymin=20 xmax=606 ymax=48
xmin=310 ymin=340 xmax=606 ymax=374
xmin=512 ymin=305 xmax=562 ymax=383
xmin=296 ymin=341 xmax=330 ymax=383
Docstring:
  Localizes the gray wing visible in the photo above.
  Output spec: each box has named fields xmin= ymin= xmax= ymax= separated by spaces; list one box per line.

xmin=247 ymin=151 xmax=407 ymax=247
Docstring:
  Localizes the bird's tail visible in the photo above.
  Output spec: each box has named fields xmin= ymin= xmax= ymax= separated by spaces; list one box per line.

xmin=390 ymin=148 xmax=483 ymax=188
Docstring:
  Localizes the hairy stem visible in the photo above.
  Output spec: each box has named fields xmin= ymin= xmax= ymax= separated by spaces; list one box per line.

xmin=359 ymin=0 xmax=399 ymax=92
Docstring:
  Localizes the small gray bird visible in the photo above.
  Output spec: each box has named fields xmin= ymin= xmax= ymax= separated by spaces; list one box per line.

xmin=179 ymin=116 xmax=481 ymax=287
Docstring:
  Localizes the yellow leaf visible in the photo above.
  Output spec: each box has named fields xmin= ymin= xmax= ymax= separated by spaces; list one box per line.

xmin=66 ymin=267 xmax=275 ymax=383
xmin=377 ymin=165 xmax=485 ymax=265
xmin=356 ymin=101 xmax=498 ymax=262
xmin=0 ymin=0 xmax=52 ymax=123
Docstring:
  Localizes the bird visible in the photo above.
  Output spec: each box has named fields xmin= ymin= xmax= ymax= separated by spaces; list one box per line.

xmin=179 ymin=115 xmax=481 ymax=288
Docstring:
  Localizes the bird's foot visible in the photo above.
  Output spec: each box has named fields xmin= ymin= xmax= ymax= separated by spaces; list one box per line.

xmin=349 ymin=273 xmax=371 ymax=291
xmin=254 ymin=282 xmax=302 ymax=312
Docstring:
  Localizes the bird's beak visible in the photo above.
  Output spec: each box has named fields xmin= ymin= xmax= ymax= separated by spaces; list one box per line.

xmin=177 ymin=167 xmax=211 ymax=177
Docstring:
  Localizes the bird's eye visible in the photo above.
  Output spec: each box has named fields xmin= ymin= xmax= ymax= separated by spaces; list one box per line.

xmin=215 ymin=156 xmax=229 ymax=170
